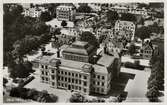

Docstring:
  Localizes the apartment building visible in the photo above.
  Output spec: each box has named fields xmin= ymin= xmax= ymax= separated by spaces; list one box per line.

xmin=115 ymin=20 xmax=135 ymax=41
xmin=56 ymin=5 xmax=76 ymax=21
xmin=96 ymin=27 xmax=114 ymax=39
xmin=38 ymin=41 xmax=121 ymax=95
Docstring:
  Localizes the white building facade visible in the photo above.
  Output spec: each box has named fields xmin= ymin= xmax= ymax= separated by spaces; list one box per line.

xmin=56 ymin=5 xmax=76 ymax=21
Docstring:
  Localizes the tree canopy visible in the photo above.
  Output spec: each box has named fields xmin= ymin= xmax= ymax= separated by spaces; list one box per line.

xmin=128 ymin=43 xmax=136 ymax=55
xmin=3 ymin=4 xmax=51 ymax=66
xmin=106 ymin=10 xmax=119 ymax=23
xmin=80 ymin=31 xmax=99 ymax=47
xmin=120 ymin=13 xmax=136 ymax=22
xmin=40 ymin=11 xmax=52 ymax=22
xmin=147 ymin=43 xmax=164 ymax=101
xmin=135 ymin=26 xmax=151 ymax=41
xmin=77 ymin=4 xmax=92 ymax=13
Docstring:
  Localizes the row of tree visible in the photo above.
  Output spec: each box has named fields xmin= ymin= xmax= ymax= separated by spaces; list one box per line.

xmin=146 ymin=43 xmax=164 ymax=102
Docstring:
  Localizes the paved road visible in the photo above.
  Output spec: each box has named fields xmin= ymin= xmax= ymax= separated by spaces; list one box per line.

xmin=122 ymin=67 xmax=151 ymax=102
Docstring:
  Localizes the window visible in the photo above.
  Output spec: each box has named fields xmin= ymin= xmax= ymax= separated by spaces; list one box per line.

xmin=61 ymin=77 xmax=64 ymax=81
xmin=84 ymin=81 xmax=87 ymax=86
xmin=46 ymin=78 xmax=48 ymax=81
xmin=101 ymin=88 xmax=104 ymax=92
xmin=102 ymin=76 xmax=105 ymax=80
xmin=79 ymin=74 xmax=81 ymax=78
xmin=76 ymin=74 xmax=78 ymax=77
xmin=51 ymin=75 xmax=55 ymax=80
xmin=98 ymin=75 xmax=100 ymax=79
xmin=102 ymin=82 xmax=104 ymax=86
xmin=93 ymin=74 xmax=96 ymax=78
xmin=65 ymin=72 xmax=67 ymax=75
xmin=84 ymin=88 xmax=87 ymax=93
xmin=84 ymin=76 xmax=87 ymax=79
xmin=72 ymin=73 xmax=74 ymax=77
xmin=79 ymin=87 xmax=81 ymax=90
xmin=72 ymin=78 xmax=74 ymax=83
xmin=75 ymin=86 xmax=78 ymax=90
xmin=52 ymin=82 xmax=55 ymax=86
xmin=97 ymin=88 xmax=99 ymax=92
xmin=62 ymin=83 xmax=64 ymax=87
xmin=58 ymin=76 xmax=60 ymax=80
xmin=45 ymin=66 xmax=48 ymax=69
xmin=68 ymin=72 xmax=71 ymax=76
xmin=72 ymin=85 xmax=74 ymax=89
xmin=75 ymin=80 xmax=78 ymax=84
xmin=93 ymin=81 xmax=95 ymax=85
xmin=65 ymin=77 xmax=67 ymax=82
xmin=52 ymin=70 xmax=54 ymax=73
xmin=97 ymin=82 xmax=100 ymax=85
xmin=42 ymin=71 xmax=44 ymax=75
xmin=41 ymin=65 xmax=44 ymax=68
xmin=42 ymin=77 xmax=44 ymax=80
xmin=68 ymin=78 xmax=71 ymax=82
xmin=61 ymin=71 xmax=64 ymax=75
xmin=79 ymin=80 xmax=81 ymax=84
xmin=46 ymin=72 xmax=48 ymax=75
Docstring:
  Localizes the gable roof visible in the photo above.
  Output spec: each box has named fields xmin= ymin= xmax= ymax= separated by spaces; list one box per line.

xmin=142 ymin=41 xmax=153 ymax=50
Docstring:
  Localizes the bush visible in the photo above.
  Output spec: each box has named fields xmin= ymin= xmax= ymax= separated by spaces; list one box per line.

xmin=124 ymin=62 xmax=145 ymax=70
xmin=9 ymin=87 xmax=58 ymax=102
xmin=69 ymin=92 xmax=85 ymax=102
xmin=3 ymin=78 xmax=8 ymax=87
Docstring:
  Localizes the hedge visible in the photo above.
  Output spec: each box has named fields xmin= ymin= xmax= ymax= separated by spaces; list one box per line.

xmin=124 ymin=62 xmax=145 ymax=70
xmin=10 ymin=87 xmax=57 ymax=103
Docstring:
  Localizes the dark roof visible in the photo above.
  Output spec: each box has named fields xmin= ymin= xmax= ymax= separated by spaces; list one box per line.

xmin=62 ymin=41 xmax=95 ymax=56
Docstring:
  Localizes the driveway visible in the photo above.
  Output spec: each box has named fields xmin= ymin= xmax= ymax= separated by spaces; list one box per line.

xmin=122 ymin=67 xmax=151 ymax=102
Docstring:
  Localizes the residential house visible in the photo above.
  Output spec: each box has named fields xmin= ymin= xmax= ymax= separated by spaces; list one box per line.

xmin=142 ymin=41 xmax=154 ymax=60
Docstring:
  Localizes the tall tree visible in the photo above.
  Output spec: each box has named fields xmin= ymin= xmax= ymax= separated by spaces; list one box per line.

xmin=120 ymin=13 xmax=136 ymax=22
xmin=77 ymin=4 xmax=92 ymax=13
xmin=128 ymin=43 xmax=136 ymax=55
xmin=106 ymin=10 xmax=119 ymax=24
xmin=135 ymin=26 xmax=151 ymax=42
xmin=147 ymin=43 xmax=164 ymax=101
xmin=40 ymin=11 xmax=52 ymax=22
xmin=61 ymin=20 xmax=67 ymax=27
